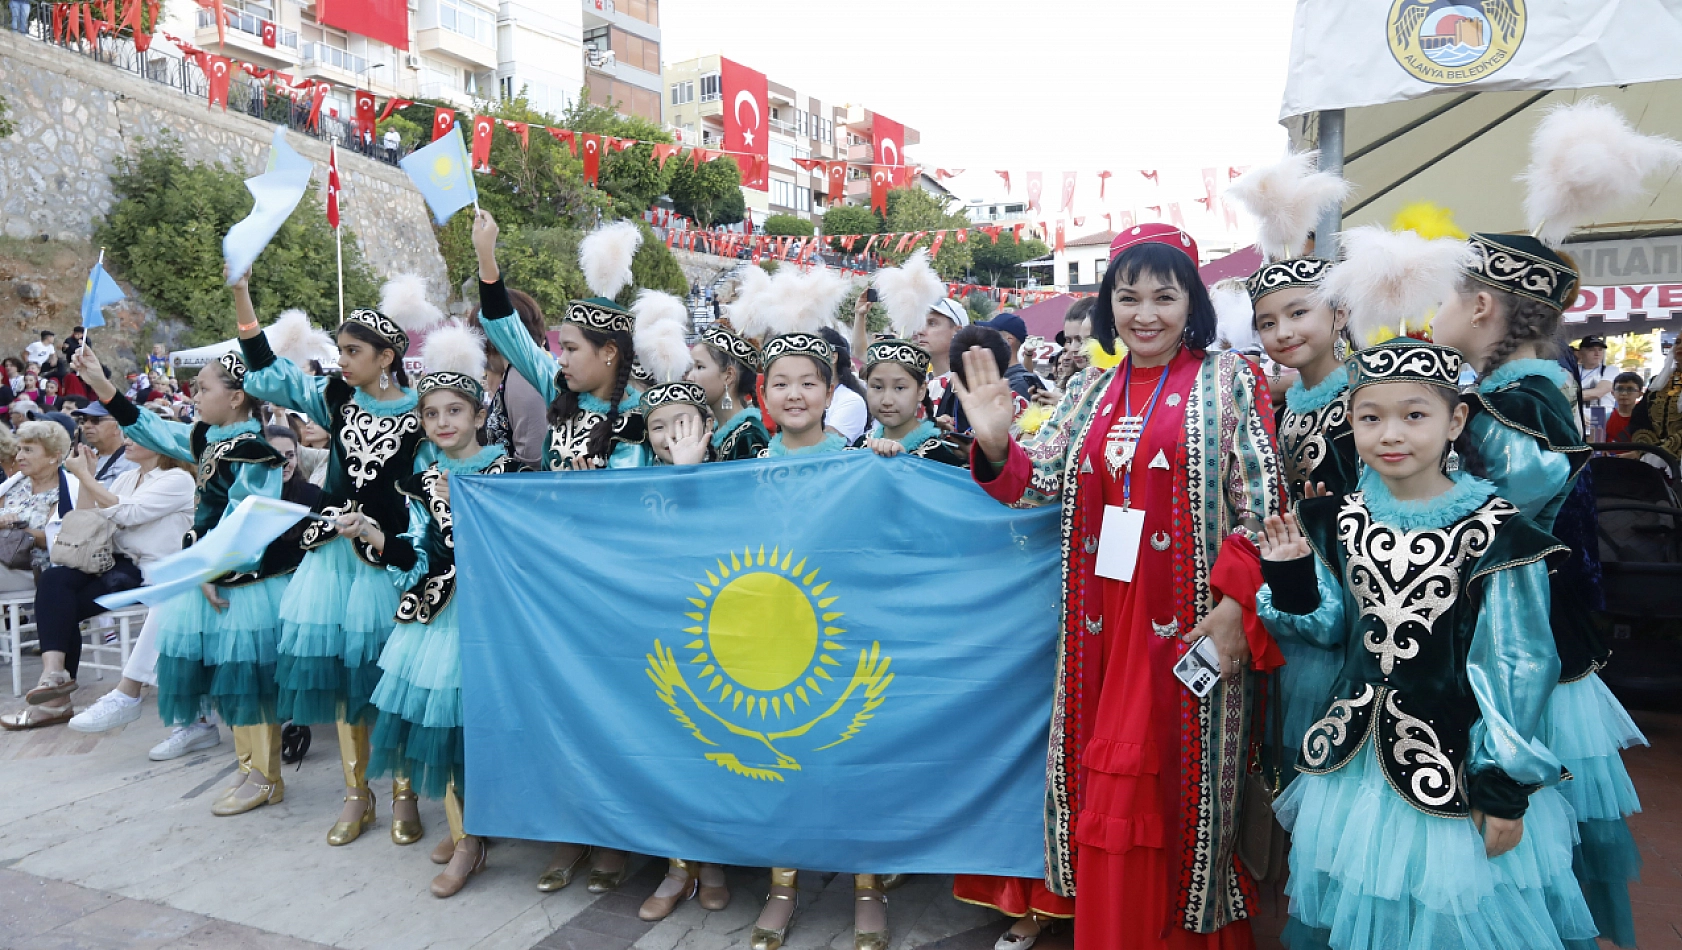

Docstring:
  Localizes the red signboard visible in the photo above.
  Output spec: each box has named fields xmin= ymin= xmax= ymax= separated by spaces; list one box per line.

xmin=317 ymin=0 xmax=408 ymax=51
xmin=721 ymin=58 xmax=768 ymax=192
xmin=872 ymin=114 xmax=906 ymax=186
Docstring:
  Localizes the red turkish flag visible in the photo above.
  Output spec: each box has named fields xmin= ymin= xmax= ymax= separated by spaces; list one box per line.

xmin=651 ymin=143 xmax=680 ymax=169
xmin=1098 ymin=170 xmax=1112 ymax=200
xmin=307 ymin=83 xmax=328 ymax=130
xmin=353 ymin=89 xmax=376 ymax=143
xmin=936 ymin=169 xmax=963 ymax=180
xmin=500 ymin=120 xmax=529 ymax=150
xmin=826 ymin=161 xmax=848 ymax=200
xmin=260 ymin=19 xmax=276 ymax=47
xmin=720 ymin=58 xmax=768 ymax=191
xmin=872 ymin=114 xmax=906 ymax=186
xmin=870 ymin=165 xmax=891 ymax=214
xmin=1140 ymin=169 xmax=1159 ymax=184
xmin=83 ymin=1 xmax=99 ymax=41
xmin=996 ymin=170 xmax=1011 ymax=193
xmin=955 ymin=229 xmax=968 ymax=243
xmin=581 ymin=133 xmax=602 ymax=184
xmin=1201 ymin=167 xmax=1218 ymax=212
xmin=1073 ymin=216 xmax=1086 ymax=227
xmin=1025 ymin=172 xmax=1044 ymax=213
xmin=1169 ymin=203 xmax=1185 ymax=227
xmin=1055 ymin=221 xmax=1066 ymax=253
xmin=194 ymin=0 xmax=225 ymax=46
xmin=1011 ymin=223 xmax=1025 ymax=241
xmin=471 ymin=115 xmax=495 ymax=172
xmin=239 ymin=63 xmax=271 ymax=80
xmin=376 ymin=97 xmax=413 ymax=124
xmin=546 ymin=127 xmax=576 ymax=155
xmin=1222 ymin=198 xmax=1240 ymax=231
xmin=326 ymin=144 xmax=341 ymax=229
xmin=980 ymin=225 xmax=1002 ymax=244
xmin=432 ymin=108 xmax=456 ymax=142
xmin=930 ymin=230 xmax=947 ymax=257
xmin=205 ymin=56 xmax=232 ymax=111
xmin=1061 ymin=172 xmax=1077 ymax=213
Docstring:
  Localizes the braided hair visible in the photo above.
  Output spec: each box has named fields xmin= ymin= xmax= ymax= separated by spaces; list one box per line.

xmin=1458 ymin=275 xmax=1561 ymax=375
xmin=548 ymin=324 xmax=635 ymax=463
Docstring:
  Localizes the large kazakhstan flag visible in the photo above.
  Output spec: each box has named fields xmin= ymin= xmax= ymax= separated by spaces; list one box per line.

xmin=453 ymin=451 xmax=1059 ymax=875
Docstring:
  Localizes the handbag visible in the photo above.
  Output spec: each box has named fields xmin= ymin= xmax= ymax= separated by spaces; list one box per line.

xmin=51 ymin=508 xmax=117 ymax=574
xmin=1237 ymin=671 xmax=1290 ymax=882
xmin=0 ymin=527 xmax=33 ymax=570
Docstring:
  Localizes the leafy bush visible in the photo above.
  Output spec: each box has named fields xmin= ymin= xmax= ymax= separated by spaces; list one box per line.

xmin=822 ymin=204 xmax=881 ymax=250
xmin=762 ymin=214 xmax=813 ymax=237
xmin=375 ymin=115 xmax=424 ymax=150
xmin=668 ymin=157 xmax=744 ymax=228
xmin=95 ymin=137 xmax=379 ymax=346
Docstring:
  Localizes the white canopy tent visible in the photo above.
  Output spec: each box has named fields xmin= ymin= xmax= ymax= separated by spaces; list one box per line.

xmin=170 ymin=340 xmax=424 ymax=375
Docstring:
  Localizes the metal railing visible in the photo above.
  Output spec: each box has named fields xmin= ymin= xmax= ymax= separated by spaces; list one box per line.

xmin=301 ymin=42 xmax=366 ymax=74
xmin=3 ymin=12 xmax=408 ymax=168
xmin=195 ymin=7 xmax=298 ymax=49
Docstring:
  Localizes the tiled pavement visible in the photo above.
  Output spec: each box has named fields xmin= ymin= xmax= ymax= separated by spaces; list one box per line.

xmin=0 ymin=650 xmax=1672 ymax=949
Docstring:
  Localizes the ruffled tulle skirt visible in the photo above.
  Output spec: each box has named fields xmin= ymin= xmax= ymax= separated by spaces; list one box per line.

xmin=154 ymin=576 xmax=288 ymax=727
xmin=274 ymin=537 xmax=399 ymax=726
xmin=1539 ymin=672 xmax=1645 ymax=948
xmin=367 ymin=597 xmax=462 ymax=800
xmin=1275 ymin=740 xmax=1597 ymax=950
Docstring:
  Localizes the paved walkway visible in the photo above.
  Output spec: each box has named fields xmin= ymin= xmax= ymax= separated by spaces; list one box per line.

xmin=0 ymin=656 xmax=1672 ymax=949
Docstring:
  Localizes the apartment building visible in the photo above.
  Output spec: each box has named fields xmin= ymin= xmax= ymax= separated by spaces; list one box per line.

xmin=665 ymin=55 xmax=920 ymax=227
xmin=581 ymin=0 xmax=663 ymax=124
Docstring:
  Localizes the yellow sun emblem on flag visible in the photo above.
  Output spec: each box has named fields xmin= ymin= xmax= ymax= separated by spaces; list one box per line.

xmin=646 ymin=545 xmax=893 ymax=782
xmin=430 ymin=152 xmax=461 ymax=190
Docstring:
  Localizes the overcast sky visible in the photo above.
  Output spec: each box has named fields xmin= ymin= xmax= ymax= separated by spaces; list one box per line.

xmin=660 ymin=0 xmax=1302 ymax=245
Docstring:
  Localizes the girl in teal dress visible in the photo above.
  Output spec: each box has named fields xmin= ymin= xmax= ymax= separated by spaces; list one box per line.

xmin=1433 ymin=231 xmax=1645 ymax=948
xmin=235 ymin=273 xmax=440 ymax=848
xmin=688 ymin=321 xmax=769 ymax=461
xmin=349 ymin=322 xmax=520 ymax=899
xmin=71 ymin=343 xmax=290 ymax=817
xmin=854 ymin=338 xmax=965 ymax=467
xmin=1257 ymin=338 xmax=1596 ymax=950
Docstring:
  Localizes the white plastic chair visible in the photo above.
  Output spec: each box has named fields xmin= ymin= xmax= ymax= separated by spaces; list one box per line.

xmin=78 ymin=607 xmax=148 ymax=683
xmin=2 ymin=594 xmax=37 ymax=697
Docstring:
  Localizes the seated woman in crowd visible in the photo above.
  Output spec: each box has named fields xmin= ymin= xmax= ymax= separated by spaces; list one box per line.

xmin=0 ymin=420 xmax=77 ymax=729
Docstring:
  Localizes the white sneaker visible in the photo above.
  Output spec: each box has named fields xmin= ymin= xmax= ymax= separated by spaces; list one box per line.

xmin=149 ymin=722 xmax=221 ymax=761
xmin=67 ymin=691 xmax=143 ymax=734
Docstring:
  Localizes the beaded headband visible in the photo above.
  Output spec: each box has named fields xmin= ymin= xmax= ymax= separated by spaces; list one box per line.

xmin=564 ymin=295 xmax=635 ymax=335
xmin=340 ymin=309 xmax=409 ymax=356
xmin=1245 ymin=257 xmax=1333 ymax=304
xmin=417 ymin=370 xmax=483 ymax=405
xmin=1348 ymin=338 xmax=1463 ymax=393
xmin=761 ymin=332 xmax=834 ymax=371
xmin=640 ymin=380 xmax=711 ymax=417
xmin=864 ymin=339 xmax=931 ymax=378
xmin=1463 ymin=233 xmax=1579 ymax=313
xmin=215 ymin=351 xmax=248 ymax=387
xmin=701 ymin=322 xmax=763 ymax=372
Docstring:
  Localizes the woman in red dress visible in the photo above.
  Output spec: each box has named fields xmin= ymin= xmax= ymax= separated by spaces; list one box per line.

xmin=953 ymin=225 xmax=1286 ymax=950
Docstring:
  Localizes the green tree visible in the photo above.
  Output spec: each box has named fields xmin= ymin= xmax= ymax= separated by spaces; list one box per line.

xmin=970 ymin=232 xmax=1051 ymax=287
xmin=821 ymin=204 xmax=881 ymax=250
xmin=493 ymin=227 xmax=586 ymax=318
xmin=96 ymin=138 xmax=379 ymax=346
xmin=762 ymin=214 xmax=814 ymax=237
xmin=883 ymin=188 xmax=973 ymax=279
xmin=964 ymin=290 xmax=999 ymax=323
xmin=668 ymin=158 xmax=745 ymax=228
xmin=0 ymin=95 xmax=13 ymax=140
xmin=627 ymin=221 xmax=688 ymax=301
xmin=375 ymin=114 xmax=424 ymax=150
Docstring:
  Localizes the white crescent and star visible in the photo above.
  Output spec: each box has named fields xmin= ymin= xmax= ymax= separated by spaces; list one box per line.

xmin=733 ymin=90 xmax=761 ymax=147
xmin=879 ymin=139 xmax=899 ymax=167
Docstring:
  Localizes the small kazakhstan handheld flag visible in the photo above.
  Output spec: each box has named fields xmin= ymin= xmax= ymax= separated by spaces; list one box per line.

xmin=223 ymin=127 xmax=314 ymax=285
xmin=454 ymin=451 xmax=1060 ymax=875
xmin=97 ymin=496 xmax=318 ymax=609
xmin=399 ymin=126 xmax=477 ymax=225
xmin=80 ymin=256 xmax=124 ymax=329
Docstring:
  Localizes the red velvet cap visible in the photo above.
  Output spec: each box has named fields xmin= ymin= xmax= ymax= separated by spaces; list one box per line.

xmin=1109 ymin=223 xmax=1199 ymax=264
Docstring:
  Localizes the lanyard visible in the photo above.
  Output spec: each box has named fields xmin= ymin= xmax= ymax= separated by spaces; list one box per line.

xmin=1118 ymin=357 xmax=1171 ymax=508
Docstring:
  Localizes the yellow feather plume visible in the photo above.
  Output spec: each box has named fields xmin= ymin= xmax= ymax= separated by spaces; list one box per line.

xmin=1082 ymin=338 xmax=1124 ymax=371
xmin=1389 ymin=202 xmax=1466 ymax=241
xmin=1015 ymin=403 xmax=1054 ymax=435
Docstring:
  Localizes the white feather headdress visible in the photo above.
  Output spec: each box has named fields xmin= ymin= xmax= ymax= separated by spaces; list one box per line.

xmin=1317 ymin=226 xmax=1475 ymax=348
xmin=873 ymin=249 xmax=945 ymax=339
xmin=756 ymin=266 xmax=846 ymax=340
xmin=791 ymin=266 xmax=853 ymax=335
xmin=1521 ymin=98 xmax=1682 ymax=247
xmin=579 ymin=220 xmax=643 ymax=301
xmin=631 ymin=290 xmax=692 ymax=385
xmin=378 ymin=274 xmax=445 ymax=336
xmin=723 ymin=266 xmax=774 ymax=341
xmin=1209 ymin=280 xmax=1259 ymax=352
xmin=1227 ymin=151 xmax=1350 ymax=261
xmin=269 ymin=309 xmax=334 ymax=367
xmin=420 ymin=320 xmax=487 ymax=381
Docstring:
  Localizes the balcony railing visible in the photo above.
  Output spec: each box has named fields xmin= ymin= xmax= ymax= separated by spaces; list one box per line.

xmin=301 ymin=42 xmax=366 ymax=75
xmin=196 ymin=8 xmax=298 ymax=49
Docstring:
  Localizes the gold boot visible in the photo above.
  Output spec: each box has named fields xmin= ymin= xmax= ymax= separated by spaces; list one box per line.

xmin=327 ymin=721 xmax=374 ymax=846
xmin=213 ymin=725 xmax=284 ymax=816
xmin=434 ymin=781 xmax=464 ymax=864
xmin=212 ymin=725 xmax=254 ymax=810
xmin=853 ymin=876 xmax=890 ymax=950
xmin=390 ymin=775 xmax=424 ymax=845
xmin=749 ymin=868 xmax=798 ymax=950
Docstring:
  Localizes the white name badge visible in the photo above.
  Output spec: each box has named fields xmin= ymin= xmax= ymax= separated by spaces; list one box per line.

xmin=1094 ymin=505 xmax=1146 ymax=582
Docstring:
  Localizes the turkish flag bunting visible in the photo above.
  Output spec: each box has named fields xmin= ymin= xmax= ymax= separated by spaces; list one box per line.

xmin=272 ymin=72 xmax=292 ymax=87
xmin=205 ymin=56 xmax=232 ymax=111
xmin=581 ymin=133 xmax=602 ymax=184
xmin=1201 ymin=167 xmax=1218 ymax=210
xmin=1074 ymin=216 xmax=1085 ymax=227
xmin=1055 ymin=221 xmax=1066 ymax=253
xmin=546 ymin=127 xmax=576 ymax=155
xmin=996 ymin=170 xmax=1011 ymax=193
xmin=326 ymin=145 xmax=341 ymax=230
xmin=260 ymin=19 xmax=276 ymax=47
xmin=1061 ymin=172 xmax=1078 ymax=214
xmin=841 ymin=235 xmax=858 ymax=252
xmin=307 ymin=83 xmax=328 ymax=130
xmin=791 ymin=158 xmax=821 ymax=173
xmin=432 ymin=108 xmax=457 ymax=142
xmin=651 ymin=143 xmax=680 ymax=169
xmin=1169 ymin=203 xmax=1185 ymax=227
xmin=955 ymin=229 xmax=968 ymax=244
xmin=870 ymin=165 xmax=891 ymax=214
xmin=1011 ymin=223 xmax=1025 ymax=241
xmin=979 ymin=225 xmax=1001 ymax=244
xmin=123 ymin=0 xmax=149 ymax=50
xmin=83 ymin=1 xmax=98 ymax=41
xmin=689 ymin=147 xmax=711 ymax=169
xmin=194 ymin=0 xmax=225 ymax=47
xmin=826 ymin=162 xmax=847 ymax=199
xmin=500 ymin=120 xmax=530 ymax=149
xmin=665 ymin=229 xmax=676 ymax=248
xmin=1223 ymin=198 xmax=1240 ymax=230
xmin=1229 ymin=166 xmax=1245 ymax=180
xmin=1098 ymin=170 xmax=1112 ymax=200
xmin=930 ymin=230 xmax=946 ymax=257
xmin=240 ymin=63 xmax=270 ymax=79
xmin=470 ymin=116 xmax=495 ymax=172
xmin=1146 ymin=206 xmax=1162 ymax=219
xmin=377 ymin=98 xmax=413 ymax=124
xmin=864 ymin=234 xmax=881 ymax=254
xmin=1025 ymin=172 xmax=1044 ymax=212
xmin=1141 ymin=169 xmax=1159 ymax=184
xmin=936 ymin=169 xmax=964 ymax=180
xmin=354 ymin=90 xmax=376 ymax=143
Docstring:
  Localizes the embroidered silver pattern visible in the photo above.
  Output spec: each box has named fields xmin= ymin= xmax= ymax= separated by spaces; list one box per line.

xmin=1151 ymin=618 xmax=1179 ymax=638
xmin=340 ymin=401 xmax=419 ymax=490
xmin=1385 ymin=690 xmax=1458 ymax=808
xmin=1279 ymin=397 xmax=1346 ymax=491
xmin=547 ymin=409 xmax=610 ymax=470
xmin=196 ymin=433 xmax=260 ymax=487
xmin=1151 ymin=530 xmax=1170 ymax=551
xmin=1302 ymin=683 xmax=1376 ymax=767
